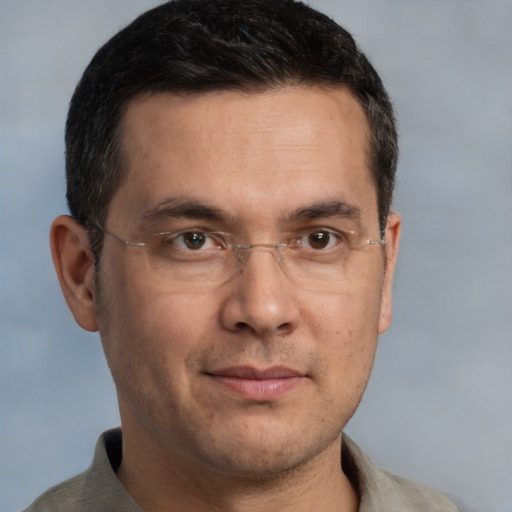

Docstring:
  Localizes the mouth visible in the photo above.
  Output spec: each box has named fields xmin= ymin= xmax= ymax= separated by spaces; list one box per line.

xmin=205 ymin=366 xmax=307 ymax=401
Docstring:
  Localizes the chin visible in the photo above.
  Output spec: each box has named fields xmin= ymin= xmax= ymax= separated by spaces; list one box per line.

xmin=186 ymin=421 xmax=342 ymax=483
xmin=201 ymin=448 xmax=315 ymax=483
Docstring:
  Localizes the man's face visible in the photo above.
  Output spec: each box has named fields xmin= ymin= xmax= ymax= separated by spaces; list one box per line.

xmin=94 ymin=87 xmax=400 ymax=477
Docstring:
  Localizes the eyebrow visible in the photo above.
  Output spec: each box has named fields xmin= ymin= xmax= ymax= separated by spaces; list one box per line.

xmin=284 ymin=200 xmax=363 ymax=223
xmin=142 ymin=198 xmax=362 ymax=226
xmin=142 ymin=198 xmax=231 ymax=223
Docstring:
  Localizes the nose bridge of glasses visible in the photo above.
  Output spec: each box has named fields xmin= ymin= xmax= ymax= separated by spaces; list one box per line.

xmin=233 ymin=243 xmax=287 ymax=266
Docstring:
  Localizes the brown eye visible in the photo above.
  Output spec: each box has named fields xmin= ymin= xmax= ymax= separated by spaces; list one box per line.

xmin=168 ymin=231 xmax=225 ymax=251
xmin=306 ymin=231 xmax=334 ymax=250
xmin=181 ymin=232 xmax=207 ymax=250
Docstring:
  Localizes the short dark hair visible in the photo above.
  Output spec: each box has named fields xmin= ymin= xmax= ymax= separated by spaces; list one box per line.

xmin=66 ymin=0 xmax=398 ymax=258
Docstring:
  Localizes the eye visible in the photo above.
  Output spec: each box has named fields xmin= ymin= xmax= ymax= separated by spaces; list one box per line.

xmin=297 ymin=230 xmax=340 ymax=250
xmin=167 ymin=231 xmax=223 ymax=251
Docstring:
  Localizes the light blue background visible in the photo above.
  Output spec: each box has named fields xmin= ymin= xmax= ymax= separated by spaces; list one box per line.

xmin=1 ymin=1 xmax=511 ymax=511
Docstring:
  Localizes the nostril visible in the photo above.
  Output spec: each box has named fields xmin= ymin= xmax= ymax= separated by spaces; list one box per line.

xmin=276 ymin=322 xmax=293 ymax=334
xmin=234 ymin=321 xmax=257 ymax=334
xmin=233 ymin=320 xmax=292 ymax=336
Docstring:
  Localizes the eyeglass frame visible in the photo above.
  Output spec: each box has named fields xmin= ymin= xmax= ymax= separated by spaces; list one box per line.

xmin=88 ymin=218 xmax=386 ymax=269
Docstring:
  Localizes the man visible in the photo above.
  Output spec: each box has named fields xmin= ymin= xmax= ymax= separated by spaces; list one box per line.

xmin=25 ymin=0 xmax=458 ymax=510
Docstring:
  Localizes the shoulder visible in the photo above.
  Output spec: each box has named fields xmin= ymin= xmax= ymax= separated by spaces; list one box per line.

xmin=22 ymin=472 xmax=88 ymax=512
xmin=342 ymin=434 xmax=459 ymax=511
xmin=22 ymin=429 xmax=140 ymax=512
xmin=379 ymin=469 xmax=459 ymax=511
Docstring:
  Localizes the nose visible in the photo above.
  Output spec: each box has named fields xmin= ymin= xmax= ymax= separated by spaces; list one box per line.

xmin=219 ymin=246 xmax=300 ymax=337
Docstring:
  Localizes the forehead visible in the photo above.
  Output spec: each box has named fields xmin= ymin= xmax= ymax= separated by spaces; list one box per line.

xmin=110 ymin=86 xmax=376 ymax=228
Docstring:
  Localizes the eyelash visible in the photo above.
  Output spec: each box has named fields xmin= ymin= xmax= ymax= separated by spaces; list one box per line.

xmin=156 ymin=228 xmax=352 ymax=251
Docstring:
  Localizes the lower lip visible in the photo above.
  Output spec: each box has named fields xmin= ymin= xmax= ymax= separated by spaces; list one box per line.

xmin=209 ymin=375 xmax=305 ymax=401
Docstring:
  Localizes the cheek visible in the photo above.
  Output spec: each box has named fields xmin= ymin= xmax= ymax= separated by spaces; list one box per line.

xmin=96 ymin=254 xmax=219 ymax=376
xmin=97 ymin=283 xmax=221 ymax=420
xmin=306 ymin=276 xmax=383 ymax=338
xmin=106 ymin=289 xmax=218 ymax=355
xmin=303 ymin=281 xmax=382 ymax=382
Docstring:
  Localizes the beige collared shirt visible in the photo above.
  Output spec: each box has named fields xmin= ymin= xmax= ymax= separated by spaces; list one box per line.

xmin=24 ymin=428 xmax=459 ymax=511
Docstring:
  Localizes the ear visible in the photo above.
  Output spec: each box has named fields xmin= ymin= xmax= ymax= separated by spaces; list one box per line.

xmin=50 ymin=215 xmax=99 ymax=332
xmin=378 ymin=212 xmax=402 ymax=334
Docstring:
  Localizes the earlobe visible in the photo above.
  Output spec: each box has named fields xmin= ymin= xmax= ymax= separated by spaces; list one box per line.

xmin=378 ymin=212 xmax=402 ymax=334
xmin=50 ymin=215 xmax=99 ymax=332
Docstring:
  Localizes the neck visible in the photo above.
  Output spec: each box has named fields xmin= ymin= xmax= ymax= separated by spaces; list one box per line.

xmin=116 ymin=422 xmax=358 ymax=512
